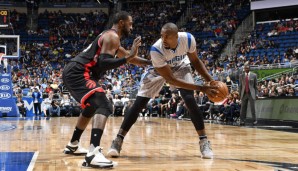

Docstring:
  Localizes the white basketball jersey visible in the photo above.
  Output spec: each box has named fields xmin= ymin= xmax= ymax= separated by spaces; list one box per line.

xmin=150 ymin=32 xmax=196 ymax=69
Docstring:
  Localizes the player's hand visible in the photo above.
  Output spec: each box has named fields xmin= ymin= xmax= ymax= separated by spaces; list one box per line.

xmin=200 ymin=85 xmax=219 ymax=99
xmin=127 ymin=36 xmax=141 ymax=61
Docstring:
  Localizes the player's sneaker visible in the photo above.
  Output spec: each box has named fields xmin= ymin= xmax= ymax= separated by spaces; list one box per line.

xmin=199 ymin=139 xmax=213 ymax=159
xmin=63 ymin=142 xmax=88 ymax=155
xmin=82 ymin=146 xmax=117 ymax=168
xmin=107 ymin=137 xmax=123 ymax=157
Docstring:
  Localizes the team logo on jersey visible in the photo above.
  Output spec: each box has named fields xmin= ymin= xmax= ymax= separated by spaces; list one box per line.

xmin=86 ymin=80 xmax=96 ymax=89
xmin=166 ymin=54 xmax=186 ymax=65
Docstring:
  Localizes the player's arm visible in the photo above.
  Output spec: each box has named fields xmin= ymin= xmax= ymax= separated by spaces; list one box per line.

xmin=155 ymin=65 xmax=209 ymax=93
xmin=187 ymin=50 xmax=213 ymax=82
xmin=117 ymin=46 xmax=152 ymax=66
xmin=97 ymin=33 xmax=141 ymax=71
xmin=151 ymin=44 xmax=217 ymax=96
xmin=186 ymin=33 xmax=213 ymax=82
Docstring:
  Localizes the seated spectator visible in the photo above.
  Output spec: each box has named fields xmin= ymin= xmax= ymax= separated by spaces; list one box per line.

xmin=43 ymin=91 xmax=54 ymax=116
xmin=167 ymin=93 xmax=180 ymax=115
xmin=287 ymin=87 xmax=296 ymax=96
xmin=45 ymin=84 xmax=53 ymax=94
xmin=277 ymin=88 xmax=286 ymax=97
xmin=16 ymin=97 xmax=26 ymax=117
xmin=121 ymin=94 xmax=130 ymax=115
xmin=113 ymin=94 xmax=124 ymax=116
xmin=49 ymin=100 xmax=60 ymax=117
xmin=170 ymin=99 xmax=185 ymax=118
xmin=60 ymin=94 xmax=72 ymax=116
xmin=148 ymin=97 xmax=159 ymax=116
xmin=50 ymin=80 xmax=60 ymax=93
xmin=195 ymin=91 xmax=209 ymax=114
xmin=159 ymin=95 xmax=169 ymax=116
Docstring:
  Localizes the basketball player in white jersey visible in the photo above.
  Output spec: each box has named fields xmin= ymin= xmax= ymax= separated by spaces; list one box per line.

xmin=107 ymin=23 xmax=218 ymax=159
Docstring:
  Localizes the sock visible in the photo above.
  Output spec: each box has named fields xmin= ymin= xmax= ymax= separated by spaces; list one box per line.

xmin=117 ymin=134 xmax=124 ymax=140
xmin=199 ymin=135 xmax=207 ymax=140
xmin=70 ymin=127 xmax=84 ymax=144
xmin=90 ymin=128 xmax=103 ymax=148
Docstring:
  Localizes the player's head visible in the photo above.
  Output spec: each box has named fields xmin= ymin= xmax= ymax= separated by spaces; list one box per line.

xmin=113 ymin=11 xmax=133 ymax=37
xmin=161 ymin=23 xmax=179 ymax=49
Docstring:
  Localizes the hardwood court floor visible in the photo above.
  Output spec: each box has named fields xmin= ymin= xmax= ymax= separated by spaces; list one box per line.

xmin=0 ymin=117 xmax=298 ymax=171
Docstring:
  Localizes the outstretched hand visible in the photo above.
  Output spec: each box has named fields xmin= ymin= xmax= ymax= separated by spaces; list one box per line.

xmin=127 ymin=36 xmax=142 ymax=61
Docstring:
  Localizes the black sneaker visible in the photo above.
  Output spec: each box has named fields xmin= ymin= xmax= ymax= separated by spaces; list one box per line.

xmin=107 ymin=137 xmax=123 ymax=157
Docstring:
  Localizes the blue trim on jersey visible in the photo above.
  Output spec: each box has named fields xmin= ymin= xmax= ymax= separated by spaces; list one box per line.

xmin=150 ymin=46 xmax=163 ymax=56
xmin=187 ymin=33 xmax=191 ymax=50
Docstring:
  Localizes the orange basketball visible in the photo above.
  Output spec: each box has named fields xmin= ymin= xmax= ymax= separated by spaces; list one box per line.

xmin=207 ymin=81 xmax=229 ymax=102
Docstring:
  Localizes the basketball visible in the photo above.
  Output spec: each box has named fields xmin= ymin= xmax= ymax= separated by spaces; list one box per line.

xmin=207 ymin=81 xmax=229 ymax=102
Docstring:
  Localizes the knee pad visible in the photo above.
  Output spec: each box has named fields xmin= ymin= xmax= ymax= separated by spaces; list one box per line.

xmin=82 ymin=105 xmax=96 ymax=118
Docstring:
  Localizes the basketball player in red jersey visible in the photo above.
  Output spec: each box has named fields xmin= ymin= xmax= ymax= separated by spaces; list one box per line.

xmin=62 ymin=11 xmax=150 ymax=168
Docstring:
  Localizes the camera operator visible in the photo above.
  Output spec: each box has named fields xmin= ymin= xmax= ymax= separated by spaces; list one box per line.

xmin=49 ymin=100 xmax=60 ymax=117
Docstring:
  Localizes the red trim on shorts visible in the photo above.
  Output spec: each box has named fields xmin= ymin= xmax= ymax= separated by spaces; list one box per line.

xmin=80 ymin=87 xmax=104 ymax=109
xmin=83 ymin=61 xmax=96 ymax=81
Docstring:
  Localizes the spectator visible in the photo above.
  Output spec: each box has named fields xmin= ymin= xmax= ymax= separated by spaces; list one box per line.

xmin=60 ymin=94 xmax=72 ymax=116
xmin=43 ymin=91 xmax=54 ymax=116
xmin=287 ymin=87 xmax=296 ymax=96
xmin=16 ymin=97 xmax=26 ymax=117
xmin=32 ymin=88 xmax=42 ymax=116
xmin=49 ymin=100 xmax=60 ymax=117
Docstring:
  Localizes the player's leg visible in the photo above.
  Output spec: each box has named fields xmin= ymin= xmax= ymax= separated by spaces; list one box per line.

xmin=173 ymin=65 xmax=213 ymax=159
xmin=107 ymin=69 xmax=165 ymax=157
xmin=62 ymin=62 xmax=92 ymax=155
xmin=179 ymin=88 xmax=213 ymax=159
xmin=107 ymin=96 xmax=150 ymax=157
xmin=82 ymin=92 xmax=117 ymax=168
xmin=63 ymin=101 xmax=95 ymax=155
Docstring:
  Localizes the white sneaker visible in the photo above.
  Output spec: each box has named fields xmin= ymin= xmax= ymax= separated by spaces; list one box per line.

xmin=82 ymin=146 xmax=117 ymax=168
xmin=199 ymin=139 xmax=213 ymax=159
xmin=63 ymin=142 xmax=88 ymax=155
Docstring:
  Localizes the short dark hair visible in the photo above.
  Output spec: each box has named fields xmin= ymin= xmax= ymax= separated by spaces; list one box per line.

xmin=113 ymin=11 xmax=131 ymax=24
xmin=162 ymin=22 xmax=178 ymax=34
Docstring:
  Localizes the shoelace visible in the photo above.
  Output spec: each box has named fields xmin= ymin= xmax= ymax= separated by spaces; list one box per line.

xmin=97 ymin=147 xmax=104 ymax=153
xmin=201 ymin=141 xmax=212 ymax=151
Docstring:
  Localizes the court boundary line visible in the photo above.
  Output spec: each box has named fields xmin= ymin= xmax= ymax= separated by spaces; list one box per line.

xmin=27 ymin=151 xmax=39 ymax=171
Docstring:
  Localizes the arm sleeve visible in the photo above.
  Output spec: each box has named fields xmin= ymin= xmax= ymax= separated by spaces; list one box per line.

xmin=150 ymin=46 xmax=167 ymax=68
xmin=97 ymin=53 xmax=127 ymax=72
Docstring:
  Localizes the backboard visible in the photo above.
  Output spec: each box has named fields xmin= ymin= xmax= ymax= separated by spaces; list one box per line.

xmin=0 ymin=35 xmax=20 ymax=59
